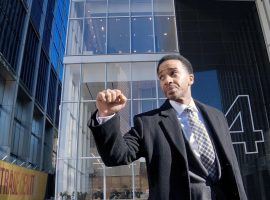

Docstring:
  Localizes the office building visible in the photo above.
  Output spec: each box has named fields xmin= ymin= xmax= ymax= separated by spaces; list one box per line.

xmin=58 ymin=0 xmax=270 ymax=199
xmin=0 ymin=0 xmax=69 ymax=199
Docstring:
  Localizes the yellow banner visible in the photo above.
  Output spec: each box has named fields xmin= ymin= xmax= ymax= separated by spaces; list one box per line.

xmin=0 ymin=160 xmax=48 ymax=200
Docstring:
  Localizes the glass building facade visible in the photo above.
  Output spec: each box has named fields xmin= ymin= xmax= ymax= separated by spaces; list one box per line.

xmin=0 ymin=0 xmax=69 ymax=199
xmin=58 ymin=0 xmax=270 ymax=199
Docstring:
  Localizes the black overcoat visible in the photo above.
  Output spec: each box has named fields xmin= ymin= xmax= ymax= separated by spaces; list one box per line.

xmin=88 ymin=100 xmax=247 ymax=200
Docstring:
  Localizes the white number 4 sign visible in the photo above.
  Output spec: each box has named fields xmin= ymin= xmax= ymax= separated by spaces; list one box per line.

xmin=225 ymin=95 xmax=264 ymax=154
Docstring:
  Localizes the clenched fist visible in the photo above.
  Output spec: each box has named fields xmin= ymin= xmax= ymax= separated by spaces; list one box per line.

xmin=96 ymin=89 xmax=127 ymax=117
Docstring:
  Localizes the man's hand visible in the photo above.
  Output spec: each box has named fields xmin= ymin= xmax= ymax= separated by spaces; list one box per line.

xmin=96 ymin=89 xmax=127 ymax=117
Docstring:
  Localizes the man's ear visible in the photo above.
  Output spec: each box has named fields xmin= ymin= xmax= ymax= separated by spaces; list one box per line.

xmin=188 ymin=74 xmax=194 ymax=86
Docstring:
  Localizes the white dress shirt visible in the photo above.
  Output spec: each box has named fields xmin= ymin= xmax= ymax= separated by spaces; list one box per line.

xmin=170 ymin=99 xmax=210 ymax=159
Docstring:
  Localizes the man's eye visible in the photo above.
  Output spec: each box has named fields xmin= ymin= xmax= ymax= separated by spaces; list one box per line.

xmin=171 ymin=71 xmax=177 ymax=76
xmin=159 ymin=76 xmax=164 ymax=81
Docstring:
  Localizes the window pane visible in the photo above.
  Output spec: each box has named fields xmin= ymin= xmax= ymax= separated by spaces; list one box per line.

xmin=67 ymin=19 xmax=83 ymax=55
xmin=32 ymin=114 xmax=43 ymax=134
xmin=154 ymin=0 xmax=174 ymax=15
xmin=132 ymin=62 xmax=156 ymax=99
xmin=158 ymin=85 xmax=165 ymax=98
xmin=131 ymin=17 xmax=154 ymax=53
xmin=131 ymin=0 xmax=152 ymax=16
xmin=0 ymin=79 xmax=13 ymax=147
xmin=76 ymin=159 xmax=92 ymax=195
xmin=133 ymin=81 xmax=156 ymax=99
xmin=106 ymin=165 xmax=132 ymax=199
xmin=85 ymin=0 xmax=107 ymax=17
xmin=0 ymin=103 xmax=12 ymax=146
xmin=108 ymin=0 xmax=129 ymax=16
xmin=118 ymin=100 xmax=131 ymax=133
xmin=154 ymin=16 xmax=177 ymax=52
xmin=78 ymin=102 xmax=95 ymax=158
xmin=132 ymin=62 xmax=156 ymax=81
xmin=29 ymin=134 xmax=40 ymax=165
xmin=134 ymin=160 xmax=149 ymax=199
xmin=83 ymin=18 xmax=106 ymax=55
xmin=58 ymin=103 xmax=79 ymax=158
xmin=107 ymin=63 xmax=131 ymax=82
xmin=81 ymin=63 xmax=105 ymax=100
xmin=55 ymin=159 xmax=76 ymax=197
xmin=89 ymin=158 xmax=105 ymax=199
xmin=70 ymin=0 xmax=84 ymax=18
xmin=108 ymin=18 xmax=130 ymax=54
xmin=63 ymin=64 xmax=80 ymax=101
xmin=133 ymin=100 xmax=157 ymax=116
xmin=107 ymin=63 xmax=131 ymax=99
xmin=82 ymin=102 xmax=99 ymax=155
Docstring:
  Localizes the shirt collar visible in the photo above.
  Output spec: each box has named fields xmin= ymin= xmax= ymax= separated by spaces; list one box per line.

xmin=169 ymin=98 xmax=198 ymax=116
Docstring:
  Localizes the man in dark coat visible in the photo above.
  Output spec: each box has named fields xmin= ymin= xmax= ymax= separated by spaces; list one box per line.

xmin=88 ymin=54 xmax=247 ymax=200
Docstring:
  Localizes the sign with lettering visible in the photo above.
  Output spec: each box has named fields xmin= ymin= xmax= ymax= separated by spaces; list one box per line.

xmin=0 ymin=160 xmax=47 ymax=200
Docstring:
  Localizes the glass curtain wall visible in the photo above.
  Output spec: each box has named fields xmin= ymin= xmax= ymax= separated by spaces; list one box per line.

xmin=66 ymin=0 xmax=177 ymax=55
xmin=57 ymin=0 xmax=178 ymax=199
xmin=57 ymin=61 xmax=163 ymax=199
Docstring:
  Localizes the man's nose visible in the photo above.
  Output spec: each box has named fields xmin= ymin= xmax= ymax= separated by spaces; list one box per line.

xmin=164 ymin=76 xmax=173 ymax=84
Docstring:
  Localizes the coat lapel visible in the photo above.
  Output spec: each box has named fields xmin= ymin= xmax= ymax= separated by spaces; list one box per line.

xmin=195 ymin=101 xmax=233 ymax=166
xmin=159 ymin=100 xmax=188 ymax=163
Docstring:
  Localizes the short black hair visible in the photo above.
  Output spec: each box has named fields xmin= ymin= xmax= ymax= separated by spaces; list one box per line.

xmin=157 ymin=54 xmax=193 ymax=74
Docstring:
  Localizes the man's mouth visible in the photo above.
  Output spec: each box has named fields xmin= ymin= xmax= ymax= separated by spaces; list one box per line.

xmin=166 ymin=86 xmax=176 ymax=94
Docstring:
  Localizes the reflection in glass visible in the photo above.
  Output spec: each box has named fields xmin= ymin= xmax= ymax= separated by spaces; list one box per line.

xmin=70 ymin=0 xmax=84 ymax=18
xmin=81 ymin=82 xmax=105 ymax=101
xmin=133 ymin=100 xmax=157 ymax=116
xmin=155 ymin=16 xmax=177 ymax=52
xmin=131 ymin=0 xmax=152 ymax=16
xmin=158 ymin=84 xmax=165 ymax=98
xmin=108 ymin=0 xmax=129 ymax=16
xmin=134 ymin=159 xmax=149 ymax=199
xmin=63 ymin=64 xmax=80 ymax=101
xmin=131 ymin=17 xmax=154 ymax=53
xmin=67 ymin=19 xmax=83 ymax=55
xmin=82 ymin=63 xmax=105 ymax=100
xmin=58 ymin=103 xmax=79 ymax=159
xmin=107 ymin=63 xmax=131 ymax=82
xmin=80 ymin=102 xmax=99 ymax=156
xmin=0 ymin=103 xmax=12 ymax=146
xmin=78 ymin=103 xmax=92 ymax=158
xmin=154 ymin=0 xmax=174 ymax=15
xmin=76 ymin=159 xmax=91 ymax=197
xmin=133 ymin=81 xmax=156 ymax=99
xmin=43 ymin=124 xmax=54 ymax=171
xmin=29 ymin=133 xmax=41 ymax=166
xmin=83 ymin=18 xmax=106 ymax=55
xmin=132 ymin=62 xmax=156 ymax=98
xmin=85 ymin=0 xmax=107 ymax=17
xmin=91 ymin=161 xmax=105 ymax=199
xmin=193 ymin=70 xmax=222 ymax=110
xmin=56 ymin=159 xmax=76 ymax=199
xmin=107 ymin=63 xmax=131 ymax=99
xmin=106 ymin=165 xmax=132 ymax=199
xmin=108 ymin=18 xmax=130 ymax=54
xmin=118 ymin=100 xmax=131 ymax=133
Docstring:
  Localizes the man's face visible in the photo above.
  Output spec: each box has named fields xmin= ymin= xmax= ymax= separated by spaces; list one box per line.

xmin=158 ymin=59 xmax=194 ymax=102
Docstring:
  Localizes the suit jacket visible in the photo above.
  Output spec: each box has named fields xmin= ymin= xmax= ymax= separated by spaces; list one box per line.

xmin=88 ymin=100 xmax=247 ymax=200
